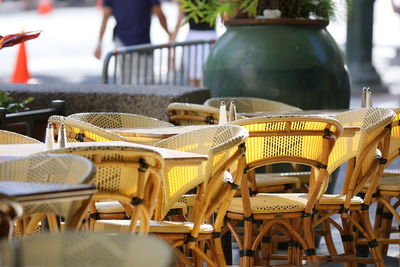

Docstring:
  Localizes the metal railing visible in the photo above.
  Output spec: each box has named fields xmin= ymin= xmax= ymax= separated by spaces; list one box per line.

xmin=102 ymin=39 xmax=216 ymax=86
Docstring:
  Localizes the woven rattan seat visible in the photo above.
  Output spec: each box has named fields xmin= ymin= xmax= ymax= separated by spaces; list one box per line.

xmin=95 ymin=201 xmax=125 ymax=213
xmin=253 ymin=174 xmax=301 ymax=189
xmin=94 ymin=220 xmax=214 ymax=234
xmin=0 ymin=130 xmax=42 ymax=144
xmin=376 ymin=176 xmax=400 ymax=191
xmin=0 ymin=232 xmax=176 ymax=267
xmin=49 ymin=115 xmax=128 ymax=142
xmin=68 ymin=112 xmax=173 ymax=128
xmin=228 ymin=193 xmax=363 ymax=215
xmin=0 ymin=154 xmax=95 ymax=234
xmin=204 ymin=97 xmax=302 ymax=113
xmin=166 ymin=102 xmax=246 ymax=126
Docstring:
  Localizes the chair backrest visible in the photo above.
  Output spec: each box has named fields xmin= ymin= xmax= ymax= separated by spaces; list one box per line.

xmin=204 ymin=97 xmax=302 ymax=113
xmin=386 ymin=107 xmax=400 ymax=164
xmin=0 ymin=154 xmax=95 ymax=227
xmin=47 ymin=145 xmax=164 ymax=233
xmin=49 ymin=115 xmax=128 ymax=142
xmin=332 ymin=108 xmax=395 ymax=206
xmin=166 ymin=102 xmax=222 ymax=126
xmin=0 ymin=130 xmax=42 ymax=144
xmin=0 ymin=232 xmax=176 ymax=267
xmin=68 ymin=112 xmax=173 ymax=128
xmin=231 ymin=115 xmax=342 ymax=213
xmin=154 ymin=125 xmax=248 ymax=224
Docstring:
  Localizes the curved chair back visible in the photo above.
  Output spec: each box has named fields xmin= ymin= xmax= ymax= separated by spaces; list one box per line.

xmin=204 ymin=97 xmax=302 ymax=113
xmin=332 ymin=108 xmax=395 ymax=206
xmin=232 ymin=115 xmax=342 ymax=211
xmin=49 ymin=115 xmax=128 ymax=143
xmin=0 ymin=154 xmax=95 ymax=233
xmin=47 ymin=145 xmax=164 ymax=234
xmin=0 ymin=232 xmax=176 ymax=267
xmin=68 ymin=112 xmax=173 ymax=128
xmin=166 ymin=102 xmax=223 ymax=126
xmin=154 ymin=125 xmax=248 ymax=221
xmin=0 ymin=130 xmax=42 ymax=144
xmin=386 ymin=108 xmax=400 ymax=164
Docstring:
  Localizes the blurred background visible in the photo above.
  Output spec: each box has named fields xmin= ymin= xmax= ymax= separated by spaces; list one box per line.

xmin=0 ymin=0 xmax=399 ymax=97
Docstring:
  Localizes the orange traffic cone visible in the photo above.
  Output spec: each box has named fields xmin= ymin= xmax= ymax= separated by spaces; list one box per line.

xmin=10 ymin=42 xmax=31 ymax=84
xmin=38 ymin=0 xmax=53 ymax=14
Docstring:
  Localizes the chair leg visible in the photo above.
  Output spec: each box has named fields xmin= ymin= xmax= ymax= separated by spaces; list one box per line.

xmin=322 ymin=219 xmax=338 ymax=255
xmin=242 ymin=220 xmax=254 ymax=267
xmin=360 ymin=210 xmax=384 ymax=267
xmin=379 ymin=196 xmax=393 ymax=255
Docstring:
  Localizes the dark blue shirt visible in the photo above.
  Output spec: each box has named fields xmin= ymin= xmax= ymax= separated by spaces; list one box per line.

xmin=103 ymin=0 xmax=160 ymax=46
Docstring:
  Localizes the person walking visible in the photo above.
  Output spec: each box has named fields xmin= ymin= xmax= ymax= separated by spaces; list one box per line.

xmin=171 ymin=0 xmax=217 ymax=87
xmin=94 ymin=0 xmax=171 ymax=59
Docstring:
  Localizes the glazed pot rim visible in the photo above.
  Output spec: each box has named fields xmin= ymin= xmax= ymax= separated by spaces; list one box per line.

xmin=224 ymin=18 xmax=329 ymax=27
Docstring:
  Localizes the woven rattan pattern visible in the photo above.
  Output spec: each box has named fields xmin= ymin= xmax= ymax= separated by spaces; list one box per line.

xmin=0 ymin=232 xmax=175 ymax=267
xmin=49 ymin=115 xmax=128 ymax=142
xmin=0 ymin=130 xmax=42 ymax=144
xmin=46 ymin=145 xmax=164 ymax=233
xmin=154 ymin=125 xmax=248 ymax=218
xmin=68 ymin=112 xmax=173 ymax=128
xmin=331 ymin=108 xmax=395 ymax=187
xmin=0 ymin=154 xmax=95 ymax=218
xmin=204 ymin=97 xmax=302 ymax=113
xmin=94 ymin=219 xmax=214 ymax=233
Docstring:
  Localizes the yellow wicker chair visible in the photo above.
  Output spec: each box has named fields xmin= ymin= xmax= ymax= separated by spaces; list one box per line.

xmin=0 ymin=130 xmax=42 ymax=144
xmin=93 ymin=125 xmax=248 ymax=266
xmin=204 ymin=97 xmax=302 ymax=114
xmin=166 ymin=102 xmax=246 ymax=126
xmin=47 ymin=145 xmax=164 ymax=234
xmin=0 ymin=232 xmax=176 ymax=267
xmin=0 ymin=154 xmax=96 ymax=235
xmin=49 ymin=115 xmax=128 ymax=143
xmin=206 ymin=98 xmax=304 ymax=193
xmin=166 ymin=102 xmax=221 ymax=126
xmin=309 ymin=108 xmax=395 ymax=266
xmin=68 ymin=112 xmax=173 ymax=128
xmin=226 ymin=115 xmax=343 ymax=266
xmin=361 ymin=107 xmax=400 ymax=255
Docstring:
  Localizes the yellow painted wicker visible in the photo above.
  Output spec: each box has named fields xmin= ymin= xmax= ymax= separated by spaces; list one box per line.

xmin=228 ymin=115 xmax=343 ymax=266
xmin=48 ymin=115 xmax=128 ymax=143
xmin=204 ymin=97 xmax=302 ymax=113
xmin=0 ymin=232 xmax=176 ymax=267
xmin=46 ymin=145 xmax=164 ymax=234
xmin=0 ymin=154 xmax=95 ymax=234
xmin=0 ymin=130 xmax=42 ymax=144
xmin=365 ymin=107 xmax=400 ymax=255
xmin=68 ymin=112 xmax=173 ymax=128
xmin=95 ymin=125 xmax=248 ymax=266
xmin=310 ymin=108 xmax=396 ymax=266
xmin=153 ymin=125 xmax=248 ymax=218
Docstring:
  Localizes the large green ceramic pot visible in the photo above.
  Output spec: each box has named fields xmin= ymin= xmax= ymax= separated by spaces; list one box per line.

xmin=204 ymin=19 xmax=351 ymax=109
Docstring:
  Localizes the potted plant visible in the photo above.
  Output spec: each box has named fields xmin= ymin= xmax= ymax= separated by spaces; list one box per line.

xmin=179 ymin=0 xmax=351 ymax=110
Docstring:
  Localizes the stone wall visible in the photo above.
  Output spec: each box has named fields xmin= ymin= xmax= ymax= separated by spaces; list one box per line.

xmin=1 ymin=83 xmax=210 ymax=121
